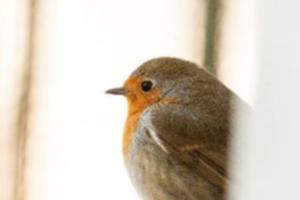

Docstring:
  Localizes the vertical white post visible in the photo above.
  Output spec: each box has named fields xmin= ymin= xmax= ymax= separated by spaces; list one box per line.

xmin=231 ymin=1 xmax=300 ymax=200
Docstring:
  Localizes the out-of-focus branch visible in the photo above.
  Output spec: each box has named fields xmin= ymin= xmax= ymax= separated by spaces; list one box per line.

xmin=204 ymin=0 xmax=223 ymax=74
xmin=14 ymin=0 xmax=38 ymax=200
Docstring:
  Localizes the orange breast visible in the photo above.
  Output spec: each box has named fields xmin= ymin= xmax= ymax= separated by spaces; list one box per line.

xmin=122 ymin=77 xmax=161 ymax=160
xmin=123 ymin=109 xmax=142 ymax=158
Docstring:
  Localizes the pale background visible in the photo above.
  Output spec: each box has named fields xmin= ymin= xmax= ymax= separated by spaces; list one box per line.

xmin=1 ymin=0 xmax=299 ymax=200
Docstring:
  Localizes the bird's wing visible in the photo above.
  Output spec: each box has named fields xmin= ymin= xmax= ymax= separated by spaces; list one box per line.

xmin=144 ymin=103 xmax=231 ymax=192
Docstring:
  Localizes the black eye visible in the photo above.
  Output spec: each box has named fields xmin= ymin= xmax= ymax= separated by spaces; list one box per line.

xmin=141 ymin=81 xmax=153 ymax=92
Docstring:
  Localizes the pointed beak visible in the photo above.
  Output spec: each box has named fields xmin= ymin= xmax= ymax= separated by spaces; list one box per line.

xmin=105 ymin=87 xmax=126 ymax=96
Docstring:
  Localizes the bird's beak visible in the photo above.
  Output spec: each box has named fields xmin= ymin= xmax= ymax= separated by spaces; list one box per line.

xmin=105 ymin=87 xmax=126 ymax=96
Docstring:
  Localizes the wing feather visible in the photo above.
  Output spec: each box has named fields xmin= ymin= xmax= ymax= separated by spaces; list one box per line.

xmin=144 ymin=103 xmax=231 ymax=192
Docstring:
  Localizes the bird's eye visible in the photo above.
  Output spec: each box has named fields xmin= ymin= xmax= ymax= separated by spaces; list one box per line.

xmin=141 ymin=81 xmax=153 ymax=92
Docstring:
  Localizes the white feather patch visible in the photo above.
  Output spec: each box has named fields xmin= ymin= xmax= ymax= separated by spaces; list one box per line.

xmin=140 ymin=106 xmax=169 ymax=153
xmin=147 ymin=127 xmax=169 ymax=153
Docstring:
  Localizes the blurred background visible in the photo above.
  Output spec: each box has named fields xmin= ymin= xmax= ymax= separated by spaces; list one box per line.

xmin=2 ymin=0 xmax=299 ymax=200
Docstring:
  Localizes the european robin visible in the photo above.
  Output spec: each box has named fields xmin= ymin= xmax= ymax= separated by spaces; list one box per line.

xmin=106 ymin=57 xmax=246 ymax=200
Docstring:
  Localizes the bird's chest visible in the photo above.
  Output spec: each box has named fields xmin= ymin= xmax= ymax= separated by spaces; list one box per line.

xmin=125 ymin=128 xmax=196 ymax=200
xmin=126 ymin=129 xmax=174 ymax=199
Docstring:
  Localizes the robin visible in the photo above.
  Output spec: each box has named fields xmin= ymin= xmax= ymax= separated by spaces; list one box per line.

xmin=106 ymin=57 xmax=247 ymax=200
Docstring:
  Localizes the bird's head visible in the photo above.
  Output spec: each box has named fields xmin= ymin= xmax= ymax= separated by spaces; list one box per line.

xmin=106 ymin=57 xmax=208 ymax=114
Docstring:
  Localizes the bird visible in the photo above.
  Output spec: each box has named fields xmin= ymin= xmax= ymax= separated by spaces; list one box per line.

xmin=106 ymin=57 xmax=248 ymax=200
